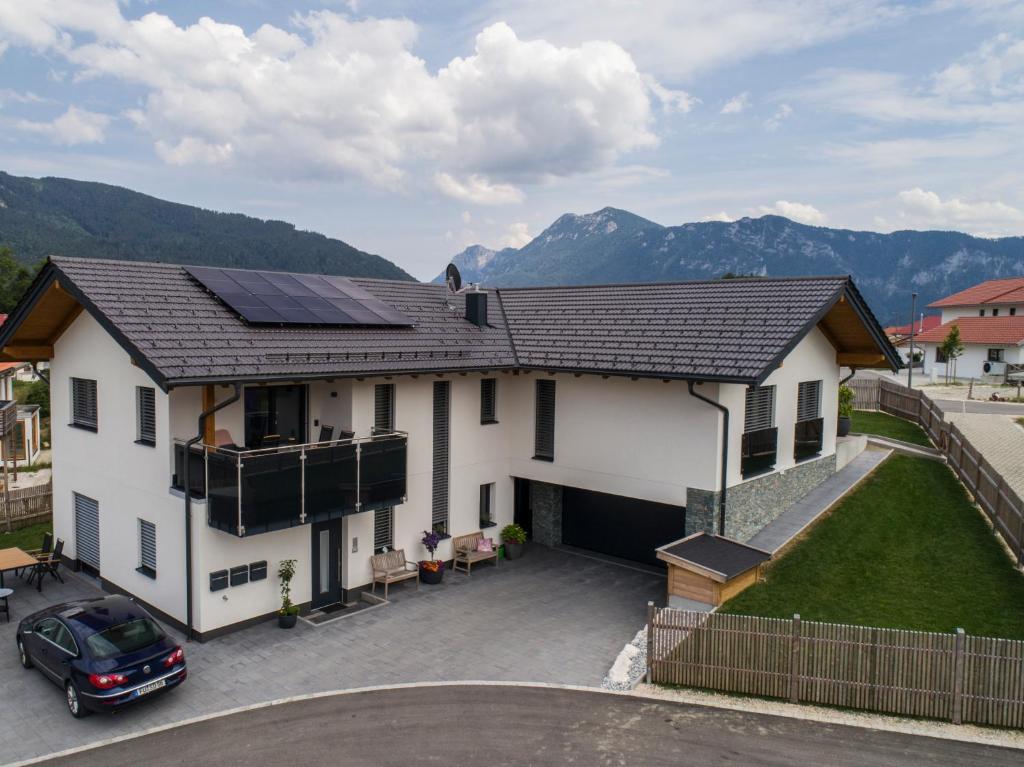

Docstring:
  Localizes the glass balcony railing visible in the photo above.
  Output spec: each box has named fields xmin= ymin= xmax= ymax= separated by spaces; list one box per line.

xmin=173 ymin=432 xmax=407 ymax=537
xmin=740 ymin=426 xmax=778 ymax=478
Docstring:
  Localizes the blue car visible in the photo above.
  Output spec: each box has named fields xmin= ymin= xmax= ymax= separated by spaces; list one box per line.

xmin=15 ymin=594 xmax=187 ymax=718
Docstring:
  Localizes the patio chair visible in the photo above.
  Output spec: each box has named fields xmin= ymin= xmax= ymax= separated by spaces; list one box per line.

xmin=0 ymin=587 xmax=10 ymax=622
xmin=317 ymin=425 xmax=334 ymax=443
xmin=30 ymin=538 xmax=64 ymax=587
xmin=260 ymin=434 xmax=282 ymax=449
xmin=18 ymin=531 xmax=51 ymax=577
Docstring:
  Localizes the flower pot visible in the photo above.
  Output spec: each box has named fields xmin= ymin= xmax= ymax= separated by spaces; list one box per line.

xmin=419 ymin=561 xmax=445 ymax=585
xmin=837 ymin=415 xmax=851 ymax=438
xmin=503 ymin=541 xmax=525 ymax=560
xmin=278 ymin=613 xmax=298 ymax=629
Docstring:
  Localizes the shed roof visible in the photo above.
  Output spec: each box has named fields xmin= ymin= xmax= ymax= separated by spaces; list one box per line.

xmin=0 ymin=256 xmax=900 ymax=390
xmin=657 ymin=533 xmax=771 ymax=581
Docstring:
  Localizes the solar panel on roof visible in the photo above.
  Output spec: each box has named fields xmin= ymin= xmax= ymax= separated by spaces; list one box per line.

xmin=185 ymin=266 xmax=414 ymax=327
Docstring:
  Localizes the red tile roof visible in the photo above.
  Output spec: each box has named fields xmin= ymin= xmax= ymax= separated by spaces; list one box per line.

xmin=929 ymin=278 xmax=1024 ymax=308
xmin=914 ymin=317 xmax=1024 ymax=345
xmin=884 ymin=315 xmax=943 ymax=337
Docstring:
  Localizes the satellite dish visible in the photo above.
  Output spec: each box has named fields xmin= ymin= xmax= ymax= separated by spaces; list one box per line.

xmin=445 ymin=263 xmax=463 ymax=294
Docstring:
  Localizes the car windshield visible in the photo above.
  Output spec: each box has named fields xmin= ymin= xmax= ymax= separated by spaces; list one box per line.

xmin=85 ymin=618 xmax=165 ymax=659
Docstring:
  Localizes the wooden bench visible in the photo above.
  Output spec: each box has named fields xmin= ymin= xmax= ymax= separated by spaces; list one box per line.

xmin=370 ymin=549 xmax=419 ymax=599
xmin=452 ymin=531 xmax=499 ymax=576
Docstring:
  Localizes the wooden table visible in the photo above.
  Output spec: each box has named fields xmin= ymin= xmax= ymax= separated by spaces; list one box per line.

xmin=0 ymin=547 xmax=42 ymax=592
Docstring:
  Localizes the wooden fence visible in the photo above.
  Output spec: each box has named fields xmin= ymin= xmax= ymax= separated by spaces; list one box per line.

xmin=1 ymin=481 xmax=52 ymax=531
xmin=648 ymin=607 xmax=1024 ymax=728
xmin=848 ymin=378 xmax=1024 ymax=565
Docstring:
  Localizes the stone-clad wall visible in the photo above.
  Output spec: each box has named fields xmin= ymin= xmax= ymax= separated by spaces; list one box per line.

xmin=530 ymin=480 xmax=563 ymax=546
xmin=685 ymin=454 xmax=837 ymax=543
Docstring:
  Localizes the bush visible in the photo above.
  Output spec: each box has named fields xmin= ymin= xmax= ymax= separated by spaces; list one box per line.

xmin=838 ymin=384 xmax=854 ymax=419
xmin=501 ymin=523 xmax=527 ymax=544
xmin=25 ymin=380 xmax=49 ymax=417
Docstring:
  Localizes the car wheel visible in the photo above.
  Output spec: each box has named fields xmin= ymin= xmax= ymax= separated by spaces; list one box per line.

xmin=16 ymin=638 xmax=32 ymax=669
xmin=65 ymin=681 xmax=90 ymax=719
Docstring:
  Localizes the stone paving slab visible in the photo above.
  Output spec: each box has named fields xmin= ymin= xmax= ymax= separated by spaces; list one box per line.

xmin=0 ymin=545 xmax=662 ymax=765
xmin=747 ymin=449 xmax=891 ymax=554
xmin=946 ymin=413 xmax=1024 ymax=500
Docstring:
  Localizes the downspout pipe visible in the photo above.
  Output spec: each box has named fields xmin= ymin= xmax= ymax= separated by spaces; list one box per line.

xmin=687 ymin=381 xmax=729 ymax=537
xmin=30 ymin=362 xmax=49 ymax=385
xmin=183 ymin=383 xmax=241 ymax=641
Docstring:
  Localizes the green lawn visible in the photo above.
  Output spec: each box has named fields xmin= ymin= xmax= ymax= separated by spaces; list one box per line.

xmin=0 ymin=520 xmax=51 ymax=552
xmin=850 ymin=410 xmax=932 ymax=447
xmin=721 ymin=455 xmax=1024 ymax=639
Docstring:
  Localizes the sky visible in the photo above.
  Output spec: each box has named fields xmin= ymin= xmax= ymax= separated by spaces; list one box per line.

xmin=0 ymin=1 xmax=1023 ymax=280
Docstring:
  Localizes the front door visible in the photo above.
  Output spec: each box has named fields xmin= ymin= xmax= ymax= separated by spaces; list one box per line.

xmin=310 ymin=519 xmax=342 ymax=609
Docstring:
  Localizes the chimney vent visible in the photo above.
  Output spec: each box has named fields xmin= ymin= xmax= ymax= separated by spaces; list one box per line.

xmin=465 ymin=286 xmax=488 ymax=328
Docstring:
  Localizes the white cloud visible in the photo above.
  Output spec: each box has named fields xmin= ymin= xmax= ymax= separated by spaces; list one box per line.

xmin=763 ymin=103 xmax=792 ymax=131
xmin=500 ymin=222 xmax=532 ymax=248
xmin=896 ymin=187 xmax=1024 ymax=234
xmin=824 ymin=131 xmax=1019 ymax=168
xmin=644 ymin=76 xmax=696 ymax=113
xmin=721 ymin=92 xmax=750 ymax=114
xmin=755 ymin=200 xmax=826 ymax=225
xmin=13 ymin=105 xmax=110 ymax=145
xmin=0 ymin=8 xmax=663 ymax=198
xmin=701 ymin=211 xmax=734 ymax=222
xmin=434 ymin=173 xmax=525 ymax=206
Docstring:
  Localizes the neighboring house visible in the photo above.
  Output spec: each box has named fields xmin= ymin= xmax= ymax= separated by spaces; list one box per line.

xmin=9 ymin=404 xmax=42 ymax=466
xmin=883 ymin=316 xmax=942 ymax=366
xmin=0 ymin=360 xmax=31 ymax=400
xmin=0 ymin=258 xmax=898 ymax=639
xmin=917 ymin=278 xmax=1024 ymax=380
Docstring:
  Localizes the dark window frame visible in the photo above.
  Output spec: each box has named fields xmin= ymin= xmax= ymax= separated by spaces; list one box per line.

xmin=534 ymin=379 xmax=556 ymax=461
xmin=480 ymin=378 xmax=498 ymax=424
xmin=742 ymin=385 xmax=777 ymax=478
xmin=988 ymin=348 xmax=1005 ymax=362
xmin=936 ymin=347 xmax=949 ymax=363
xmin=135 ymin=386 xmax=156 ymax=447
xmin=431 ymin=380 xmax=450 ymax=535
xmin=374 ymin=383 xmax=395 ymax=433
xmin=137 ymin=518 xmax=157 ymax=579
xmin=479 ymin=482 xmax=496 ymax=528
xmin=70 ymin=377 xmax=98 ymax=432
xmin=374 ymin=506 xmax=394 ymax=554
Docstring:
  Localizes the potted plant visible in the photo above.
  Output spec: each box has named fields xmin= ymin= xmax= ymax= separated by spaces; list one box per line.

xmin=501 ymin=523 xmax=527 ymax=560
xmin=277 ymin=558 xmax=299 ymax=628
xmin=837 ymin=384 xmax=854 ymax=437
xmin=419 ymin=530 xmax=445 ymax=585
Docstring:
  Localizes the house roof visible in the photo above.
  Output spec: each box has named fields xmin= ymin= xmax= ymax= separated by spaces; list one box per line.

xmin=884 ymin=315 xmax=943 ymax=338
xmin=914 ymin=316 xmax=1024 ymax=346
xmin=0 ymin=256 xmax=900 ymax=390
xmin=928 ymin=278 xmax=1024 ymax=308
xmin=656 ymin=533 xmax=771 ymax=581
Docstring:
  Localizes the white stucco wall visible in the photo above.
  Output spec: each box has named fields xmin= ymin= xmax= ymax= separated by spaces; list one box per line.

xmin=941 ymin=306 xmax=1022 ymax=322
xmin=921 ymin=342 xmax=1022 ymax=379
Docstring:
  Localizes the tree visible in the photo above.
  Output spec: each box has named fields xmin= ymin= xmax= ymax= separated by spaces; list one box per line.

xmin=0 ymin=247 xmax=36 ymax=313
xmin=939 ymin=324 xmax=965 ymax=384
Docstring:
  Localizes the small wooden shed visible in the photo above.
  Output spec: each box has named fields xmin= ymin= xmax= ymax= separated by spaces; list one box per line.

xmin=656 ymin=533 xmax=771 ymax=607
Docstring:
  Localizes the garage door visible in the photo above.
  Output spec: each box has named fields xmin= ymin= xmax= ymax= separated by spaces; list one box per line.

xmin=561 ymin=486 xmax=686 ymax=567
xmin=73 ymin=492 xmax=100 ymax=572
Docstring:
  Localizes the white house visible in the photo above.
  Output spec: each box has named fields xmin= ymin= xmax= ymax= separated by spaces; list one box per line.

xmin=917 ymin=278 xmax=1024 ymax=380
xmin=0 ymin=258 xmax=898 ymax=639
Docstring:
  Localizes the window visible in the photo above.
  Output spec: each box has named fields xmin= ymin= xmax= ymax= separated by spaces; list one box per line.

xmin=480 ymin=378 xmax=497 ymax=424
xmin=936 ymin=347 xmax=948 ymax=363
xmin=1012 ymin=308 xmax=1018 ymax=316
xmin=35 ymin=618 xmax=77 ymax=655
xmin=988 ymin=348 xmax=1005 ymax=362
xmin=374 ymin=506 xmax=394 ymax=553
xmin=70 ymin=377 xmax=98 ymax=431
xmin=795 ymin=381 xmax=824 ymax=462
xmin=86 ymin=619 xmax=165 ymax=659
xmin=374 ymin=383 xmax=395 ymax=433
xmin=742 ymin=385 xmax=777 ymax=477
xmin=534 ymin=379 xmax=556 ymax=461
xmin=993 ymin=308 xmax=1000 ymax=317
xmin=979 ymin=309 xmax=986 ymax=316
xmin=479 ymin=483 xmax=495 ymax=527
xmin=136 ymin=386 xmax=156 ymax=446
xmin=431 ymin=381 xmax=450 ymax=535
xmin=138 ymin=519 xmax=156 ymax=578
xmin=744 ymin=385 xmax=775 ymax=432
xmin=73 ymin=492 xmax=100 ymax=572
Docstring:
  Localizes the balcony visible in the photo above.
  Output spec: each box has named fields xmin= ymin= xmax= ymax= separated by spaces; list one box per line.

xmin=794 ymin=417 xmax=824 ymax=462
xmin=173 ymin=432 xmax=407 ymax=537
xmin=740 ymin=426 xmax=777 ymax=479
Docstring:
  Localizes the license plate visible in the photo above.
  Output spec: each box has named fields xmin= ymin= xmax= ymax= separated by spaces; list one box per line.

xmin=134 ymin=679 xmax=166 ymax=697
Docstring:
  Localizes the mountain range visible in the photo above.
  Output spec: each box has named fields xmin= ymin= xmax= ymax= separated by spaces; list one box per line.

xmin=0 ymin=171 xmax=412 ymax=281
xmin=436 ymin=208 xmax=1024 ymax=325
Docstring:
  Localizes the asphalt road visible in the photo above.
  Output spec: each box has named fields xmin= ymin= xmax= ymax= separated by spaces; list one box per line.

xmin=41 ymin=686 xmax=1021 ymax=767
xmin=934 ymin=398 xmax=1024 ymax=416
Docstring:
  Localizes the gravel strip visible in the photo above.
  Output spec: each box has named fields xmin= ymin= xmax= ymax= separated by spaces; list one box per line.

xmin=635 ymin=683 xmax=1024 ymax=750
xmin=600 ymin=628 xmax=647 ymax=691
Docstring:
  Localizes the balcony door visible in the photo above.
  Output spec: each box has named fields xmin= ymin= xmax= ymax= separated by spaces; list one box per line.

xmin=311 ymin=519 xmax=342 ymax=609
xmin=244 ymin=385 xmax=307 ymax=448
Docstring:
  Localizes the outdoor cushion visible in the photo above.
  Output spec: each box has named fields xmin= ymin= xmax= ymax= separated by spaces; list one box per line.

xmin=477 ymin=538 xmax=494 ymax=552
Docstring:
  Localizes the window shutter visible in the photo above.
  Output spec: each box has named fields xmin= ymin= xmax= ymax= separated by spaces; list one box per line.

xmin=374 ymin=506 xmax=394 ymax=553
xmin=374 ymin=383 xmax=395 ymax=433
xmin=431 ymin=381 xmax=450 ymax=533
xmin=139 ymin=519 xmax=157 ymax=573
xmin=744 ymin=385 xmax=775 ymax=432
xmin=74 ymin=492 xmax=100 ymax=570
xmin=534 ymin=379 xmax=556 ymax=459
xmin=71 ymin=378 xmax=98 ymax=431
xmin=796 ymin=380 xmax=822 ymax=422
xmin=480 ymin=378 xmax=497 ymax=423
xmin=136 ymin=386 xmax=156 ymax=445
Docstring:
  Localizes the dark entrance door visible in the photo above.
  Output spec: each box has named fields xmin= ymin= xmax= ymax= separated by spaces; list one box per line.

xmin=310 ymin=519 xmax=342 ymax=609
xmin=513 ymin=478 xmax=533 ymax=538
xmin=561 ymin=486 xmax=686 ymax=567
xmin=244 ymin=385 xmax=307 ymax=448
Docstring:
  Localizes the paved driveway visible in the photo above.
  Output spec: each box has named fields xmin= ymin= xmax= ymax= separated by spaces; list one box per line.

xmin=0 ymin=545 xmax=662 ymax=764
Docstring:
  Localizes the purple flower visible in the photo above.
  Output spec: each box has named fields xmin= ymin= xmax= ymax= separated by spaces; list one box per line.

xmin=421 ymin=530 xmax=441 ymax=557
